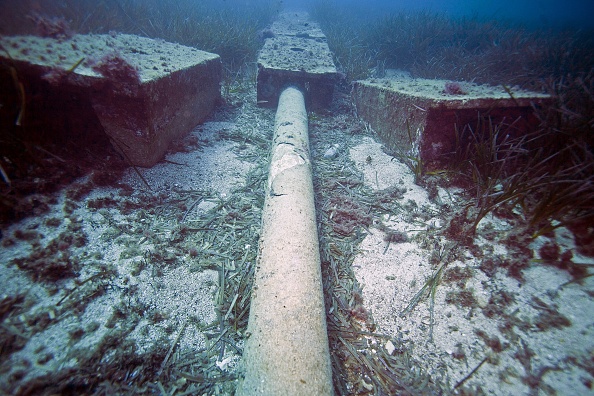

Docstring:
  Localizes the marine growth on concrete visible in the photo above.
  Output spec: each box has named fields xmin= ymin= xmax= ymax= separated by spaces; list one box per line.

xmin=256 ymin=12 xmax=338 ymax=109
xmin=353 ymin=74 xmax=551 ymax=170
xmin=0 ymin=33 xmax=221 ymax=167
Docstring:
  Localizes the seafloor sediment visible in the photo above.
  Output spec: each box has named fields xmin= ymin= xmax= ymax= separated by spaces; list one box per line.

xmin=0 ymin=81 xmax=592 ymax=395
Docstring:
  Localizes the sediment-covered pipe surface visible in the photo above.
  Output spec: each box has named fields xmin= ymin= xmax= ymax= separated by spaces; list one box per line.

xmin=237 ymin=86 xmax=333 ymax=396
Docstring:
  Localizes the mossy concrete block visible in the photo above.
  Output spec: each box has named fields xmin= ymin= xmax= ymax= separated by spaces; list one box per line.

xmin=0 ymin=33 xmax=221 ymax=167
xmin=353 ymin=75 xmax=551 ymax=170
xmin=268 ymin=11 xmax=327 ymax=39
xmin=257 ymin=12 xmax=337 ymax=109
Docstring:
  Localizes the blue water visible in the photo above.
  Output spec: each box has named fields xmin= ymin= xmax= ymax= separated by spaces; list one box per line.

xmin=283 ymin=0 xmax=594 ymax=29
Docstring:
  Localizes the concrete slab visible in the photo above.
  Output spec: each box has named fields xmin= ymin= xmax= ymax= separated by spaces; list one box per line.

xmin=1 ymin=33 xmax=221 ymax=167
xmin=269 ymin=12 xmax=326 ymax=39
xmin=352 ymin=75 xmax=551 ymax=170
xmin=257 ymin=12 xmax=337 ymax=109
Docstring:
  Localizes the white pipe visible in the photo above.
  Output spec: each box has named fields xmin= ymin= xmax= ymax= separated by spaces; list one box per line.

xmin=237 ymin=86 xmax=333 ymax=395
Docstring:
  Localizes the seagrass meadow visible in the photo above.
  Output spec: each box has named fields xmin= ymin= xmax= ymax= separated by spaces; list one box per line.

xmin=1 ymin=0 xmax=593 ymax=395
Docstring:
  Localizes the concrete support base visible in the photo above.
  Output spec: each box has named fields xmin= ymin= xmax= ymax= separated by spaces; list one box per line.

xmin=257 ymin=12 xmax=337 ymax=109
xmin=353 ymin=75 xmax=551 ymax=170
xmin=1 ymin=34 xmax=221 ymax=167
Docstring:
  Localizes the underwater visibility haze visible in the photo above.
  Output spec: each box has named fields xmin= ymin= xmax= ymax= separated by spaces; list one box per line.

xmin=0 ymin=0 xmax=593 ymax=395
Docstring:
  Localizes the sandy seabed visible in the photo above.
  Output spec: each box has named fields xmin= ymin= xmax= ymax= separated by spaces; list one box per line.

xmin=1 ymin=85 xmax=593 ymax=395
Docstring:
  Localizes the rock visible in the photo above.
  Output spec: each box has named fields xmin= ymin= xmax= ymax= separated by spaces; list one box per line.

xmin=323 ymin=144 xmax=340 ymax=159
xmin=385 ymin=340 xmax=396 ymax=355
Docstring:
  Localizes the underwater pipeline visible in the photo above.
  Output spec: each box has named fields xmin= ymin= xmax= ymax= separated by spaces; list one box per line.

xmin=237 ymin=86 xmax=333 ymax=395
xmin=237 ymin=12 xmax=338 ymax=395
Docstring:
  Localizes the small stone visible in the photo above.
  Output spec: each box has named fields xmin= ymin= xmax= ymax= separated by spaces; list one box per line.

xmin=361 ymin=379 xmax=373 ymax=391
xmin=323 ymin=144 xmax=340 ymax=159
xmin=216 ymin=356 xmax=232 ymax=370
xmin=385 ymin=340 xmax=396 ymax=355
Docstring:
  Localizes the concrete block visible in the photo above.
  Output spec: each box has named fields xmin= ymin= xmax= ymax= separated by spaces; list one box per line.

xmin=257 ymin=12 xmax=337 ymax=109
xmin=1 ymin=33 xmax=221 ymax=167
xmin=353 ymin=75 xmax=551 ymax=170
xmin=269 ymin=11 xmax=327 ymax=39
